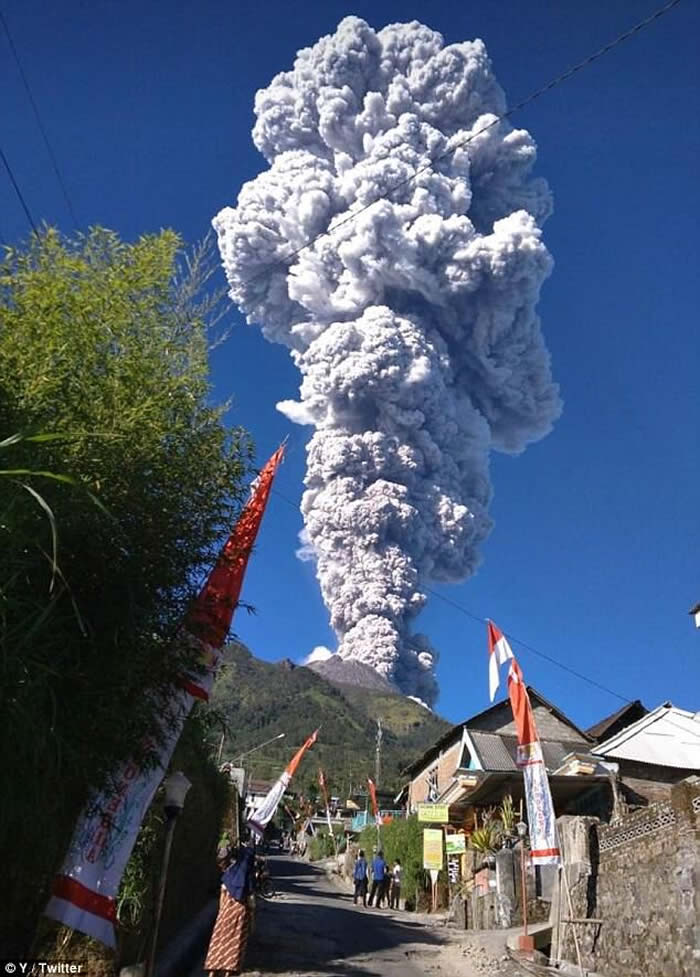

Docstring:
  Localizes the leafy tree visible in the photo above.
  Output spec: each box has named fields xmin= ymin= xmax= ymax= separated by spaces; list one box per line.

xmin=0 ymin=227 xmax=252 ymax=954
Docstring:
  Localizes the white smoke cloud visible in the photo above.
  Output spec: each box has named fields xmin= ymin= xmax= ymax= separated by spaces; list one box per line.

xmin=302 ymin=645 xmax=334 ymax=665
xmin=214 ymin=18 xmax=560 ymax=705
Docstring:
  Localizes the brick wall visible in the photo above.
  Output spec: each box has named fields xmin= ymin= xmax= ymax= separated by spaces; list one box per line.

xmin=552 ymin=777 xmax=700 ymax=977
xmin=408 ymin=735 xmax=463 ymax=808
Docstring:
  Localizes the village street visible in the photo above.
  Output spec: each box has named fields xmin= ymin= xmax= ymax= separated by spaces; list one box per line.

xmin=191 ymin=856 xmax=522 ymax=977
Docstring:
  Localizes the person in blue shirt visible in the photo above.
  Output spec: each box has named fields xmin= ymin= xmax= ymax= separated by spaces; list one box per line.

xmin=368 ymin=849 xmax=387 ymax=907
xmin=353 ymin=848 xmax=368 ymax=906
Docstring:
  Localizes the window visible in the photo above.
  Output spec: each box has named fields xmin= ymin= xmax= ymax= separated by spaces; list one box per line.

xmin=426 ymin=765 xmax=439 ymax=802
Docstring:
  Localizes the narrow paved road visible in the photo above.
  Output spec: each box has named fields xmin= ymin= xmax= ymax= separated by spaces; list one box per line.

xmin=193 ymin=855 xmax=448 ymax=977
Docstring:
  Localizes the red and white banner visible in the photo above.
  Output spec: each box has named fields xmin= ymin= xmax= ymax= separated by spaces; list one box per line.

xmin=319 ymin=767 xmax=335 ymax=840
xmin=44 ymin=445 xmax=285 ymax=947
xmin=247 ymin=729 xmax=319 ymax=839
xmin=367 ymin=776 xmax=381 ymax=827
xmin=507 ymin=656 xmax=561 ymax=865
xmin=487 ymin=619 xmax=514 ymax=701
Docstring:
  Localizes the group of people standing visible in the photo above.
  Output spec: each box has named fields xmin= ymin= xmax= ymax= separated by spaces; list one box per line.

xmin=352 ymin=848 xmax=402 ymax=909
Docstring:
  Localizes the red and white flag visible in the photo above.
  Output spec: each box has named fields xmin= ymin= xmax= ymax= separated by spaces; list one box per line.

xmin=505 ymin=654 xmax=560 ymax=866
xmin=367 ymin=776 xmax=381 ymax=827
xmin=319 ymin=767 xmax=336 ymax=846
xmin=247 ymin=729 xmax=319 ymax=840
xmin=487 ymin=619 xmax=514 ymax=701
xmin=44 ymin=445 xmax=285 ymax=947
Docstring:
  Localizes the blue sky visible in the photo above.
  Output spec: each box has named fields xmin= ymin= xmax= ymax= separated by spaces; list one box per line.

xmin=2 ymin=1 xmax=698 ymax=728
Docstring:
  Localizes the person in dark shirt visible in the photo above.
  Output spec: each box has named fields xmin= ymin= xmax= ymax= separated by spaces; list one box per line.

xmin=368 ymin=850 xmax=387 ymax=907
xmin=353 ymin=848 xmax=368 ymax=906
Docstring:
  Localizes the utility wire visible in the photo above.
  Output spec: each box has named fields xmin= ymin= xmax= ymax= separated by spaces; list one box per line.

xmin=0 ymin=144 xmax=37 ymax=233
xmin=267 ymin=484 xmax=633 ymax=704
xmin=237 ymin=0 xmax=683 ymax=292
xmin=0 ymin=9 xmax=78 ymax=229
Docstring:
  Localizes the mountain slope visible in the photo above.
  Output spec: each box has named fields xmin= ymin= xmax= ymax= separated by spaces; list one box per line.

xmin=208 ymin=643 xmax=451 ymax=797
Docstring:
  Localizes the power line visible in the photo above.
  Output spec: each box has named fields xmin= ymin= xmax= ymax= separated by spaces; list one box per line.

xmin=267 ymin=484 xmax=633 ymax=704
xmin=0 ymin=10 xmax=78 ymax=229
xmin=0 ymin=144 xmax=37 ymax=233
xmin=423 ymin=587 xmax=632 ymax=704
xmin=237 ymin=0 xmax=683 ymax=292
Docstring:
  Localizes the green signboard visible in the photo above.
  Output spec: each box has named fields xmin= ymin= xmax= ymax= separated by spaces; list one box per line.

xmin=445 ymin=833 xmax=466 ymax=855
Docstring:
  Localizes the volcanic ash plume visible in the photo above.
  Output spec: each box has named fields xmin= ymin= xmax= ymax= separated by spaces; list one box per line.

xmin=214 ymin=18 xmax=560 ymax=706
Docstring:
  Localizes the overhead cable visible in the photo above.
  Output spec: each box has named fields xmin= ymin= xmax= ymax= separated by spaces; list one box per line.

xmin=0 ymin=10 xmax=78 ymax=229
xmin=0 ymin=144 xmax=37 ymax=233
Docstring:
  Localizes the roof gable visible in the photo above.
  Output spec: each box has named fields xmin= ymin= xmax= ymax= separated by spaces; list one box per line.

xmin=593 ymin=703 xmax=700 ymax=770
xmin=586 ymin=700 xmax=648 ymax=742
xmin=466 ymin=688 xmax=591 ymax=743
xmin=404 ymin=687 xmax=589 ymax=776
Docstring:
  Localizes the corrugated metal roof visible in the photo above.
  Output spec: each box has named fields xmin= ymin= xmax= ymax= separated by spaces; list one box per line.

xmin=469 ymin=731 xmax=594 ymax=774
xmin=593 ymin=704 xmax=700 ymax=770
xmin=469 ymin=731 xmax=517 ymax=771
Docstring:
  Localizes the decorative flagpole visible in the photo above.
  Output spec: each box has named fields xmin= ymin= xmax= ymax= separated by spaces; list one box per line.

xmin=367 ymin=776 xmax=381 ymax=846
xmin=318 ymin=768 xmax=338 ymax=856
xmin=247 ymin=729 xmax=320 ymax=840
xmin=487 ymin=620 xmax=561 ymax=954
xmin=44 ymin=444 xmax=286 ymax=949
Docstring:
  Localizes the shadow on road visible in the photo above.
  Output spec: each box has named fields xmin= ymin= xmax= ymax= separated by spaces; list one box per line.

xmin=244 ymin=855 xmax=446 ymax=976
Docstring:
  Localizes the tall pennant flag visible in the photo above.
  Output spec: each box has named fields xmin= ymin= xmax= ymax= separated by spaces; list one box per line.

xmin=319 ymin=767 xmax=336 ymax=850
xmin=367 ymin=776 xmax=381 ymax=827
xmin=44 ymin=445 xmax=285 ymax=947
xmin=504 ymin=652 xmax=561 ymax=866
xmin=247 ymin=729 xmax=319 ymax=840
xmin=487 ymin=619 xmax=514 ymax=702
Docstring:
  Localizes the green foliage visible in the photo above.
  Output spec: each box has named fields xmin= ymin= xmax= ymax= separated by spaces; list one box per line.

xmin=0 ymin=227 xmax=252 ymax=954
xmin=358 ymin=816 xmax=427 ymax=901
xmin=307 ymin=831 xmax=342 ymax=861
xmin=469 ymin=823 xmax=501 ymax=854
xmin=498 ymin=793 xmax=515 ymax=835
xmin=209 ymin=642 xmax=451 ymax=794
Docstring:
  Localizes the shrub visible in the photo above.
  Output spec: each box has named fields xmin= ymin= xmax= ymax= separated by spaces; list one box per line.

xmin=0 ymin=227 xmax=252 ymax=954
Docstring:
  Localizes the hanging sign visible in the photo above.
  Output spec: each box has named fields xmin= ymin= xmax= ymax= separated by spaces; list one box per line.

xmin=423 ymin=828 xmax=444 ymax=871
xmin=445 ymin=833 xmax=466 ymax=855
xmin=417 ymin=803 xmax=449 ymax=823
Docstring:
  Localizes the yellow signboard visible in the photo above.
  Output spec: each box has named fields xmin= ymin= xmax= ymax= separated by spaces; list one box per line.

xmin=423 ymin=828 xmax=444 ymax=870
xmin=417 ymin=803 xmax=449 ymax=823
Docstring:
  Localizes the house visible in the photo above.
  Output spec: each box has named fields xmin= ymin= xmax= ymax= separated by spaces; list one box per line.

xmin=592 ymin=701 xmax=700 ymax=806
xmin=585 ymin=699 xmax=647 ymax=742
xmin=405 ymin=688 xmax=613 ymax=822
xmin=404 ymin=692 xmax=700 ymax=828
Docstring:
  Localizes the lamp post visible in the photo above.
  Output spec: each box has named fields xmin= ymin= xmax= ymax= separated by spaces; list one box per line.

xmin=144 ymin=771 xmax=192 ymax=977
xmin=516 ymin=820 xmax=534 ymax=954
xmin=229 ymin=732 xmax=285 ymax=766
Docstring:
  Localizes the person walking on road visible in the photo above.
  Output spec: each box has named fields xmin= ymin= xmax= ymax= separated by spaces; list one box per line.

xmin=389 ymin=859 xmax=402 ymax=909
xmin=353 ymin=848 xmax=368 ymax=907
xmin=204 ymin=843 xmax=255 ymax=977
xmin=368 ymin=849 xmax=387 ymax=907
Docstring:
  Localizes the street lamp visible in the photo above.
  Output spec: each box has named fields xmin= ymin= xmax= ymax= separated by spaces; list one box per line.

xmin=230 ymin=731 xmax=285 ymax=765
xmin=516 ymin=820 xmax=534 ymax=953
xmin=144 ymin=771 xmax=192 ymax=977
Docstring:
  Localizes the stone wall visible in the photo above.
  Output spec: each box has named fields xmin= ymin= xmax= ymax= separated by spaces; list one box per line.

xmin=552 ymin=777 xmax=700 ymax=977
